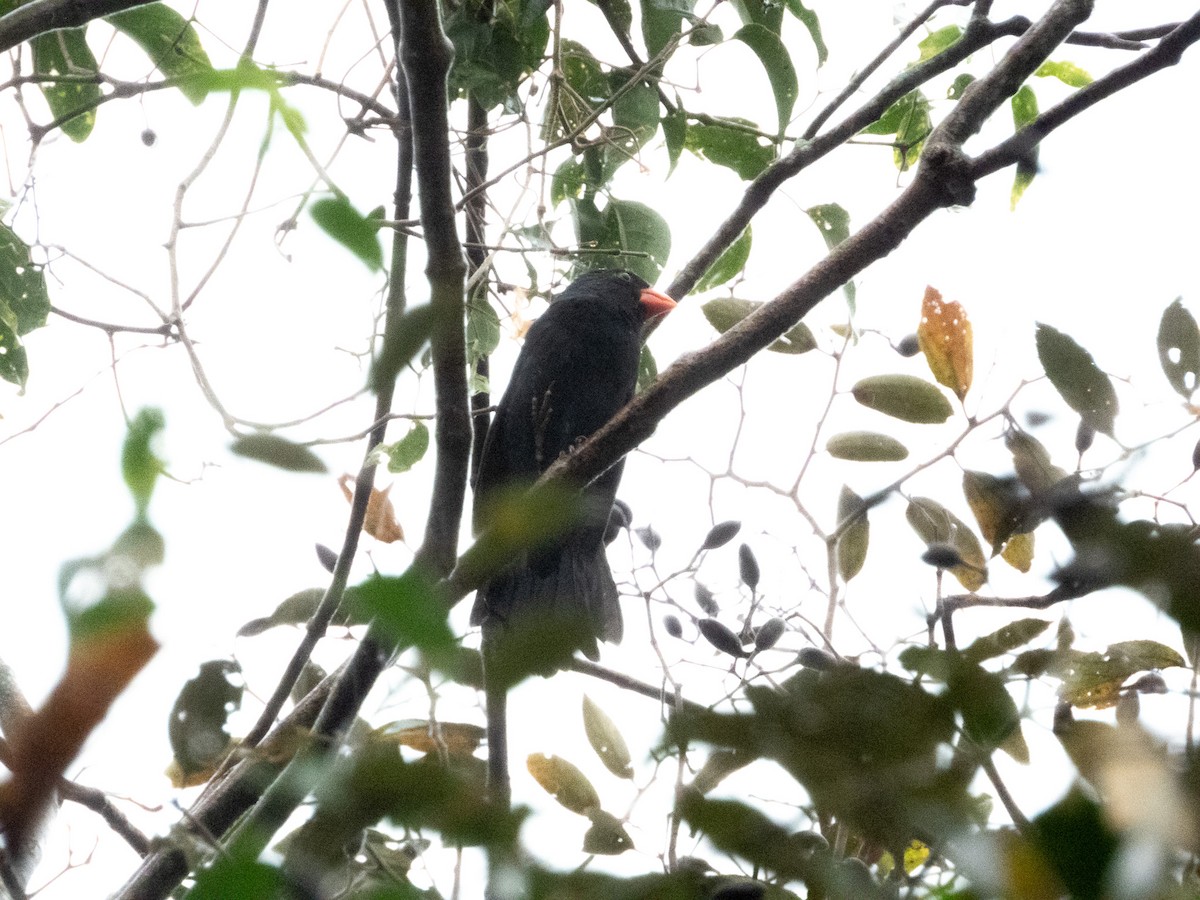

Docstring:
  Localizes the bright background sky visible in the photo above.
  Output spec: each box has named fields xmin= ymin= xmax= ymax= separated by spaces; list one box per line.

xmin=1 ymin=0 xmax=1199 ymax=895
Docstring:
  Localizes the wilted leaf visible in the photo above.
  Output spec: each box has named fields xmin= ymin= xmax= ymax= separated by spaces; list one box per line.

xmin=836 ymin=485 xmax=869 ymax=581
xmin=906 ymin=497 xmax=987 ymax=590
xmin=1035 ymin=323 xmax=1118 ymax=436
xmin=582 ymin=809 xmax=633 ymax=855
xmin=851 ymin=374 xmax=953 ymax=424
xmin=168 ymin=660 xmax=243 ymax=781
xmin=527 ymin=753 xmax=599 ymax=815
xmin=377 ymin=720 xmax=485 ymax=756
xmin=1157 ymin=298 xmax=1200 ymax=399
xmin=583 ymin=696 xmax=633 ymax=780
xmin=917 ymin=286 xmax=972 ymax=400
xmin=963 ymin=619 xmax=1051 ymax=664
xmin=232 ymin=433 xmax=326 ymax=473
xmin=962 ymin=470 xmax=1025 ymax=553
xmin=827 ymin=430 xmax=908 ymax=462
xmin=1002 ymin=531 xmax=1035 ymax=572
xmin=339 ymin=474 xmax=404 ymax=543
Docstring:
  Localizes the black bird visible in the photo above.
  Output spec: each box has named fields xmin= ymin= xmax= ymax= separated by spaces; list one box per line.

xmin=471 ymin=269 xmax=676 ymax=680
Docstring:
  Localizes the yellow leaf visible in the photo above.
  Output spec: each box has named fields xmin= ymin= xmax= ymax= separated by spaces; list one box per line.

xmin=917 ymin=286 xmax=973 ymax=400
xmin=1002 ymin=531 xmax=1034 ymax=572
xmin=526 ymin=753 xmax=600 ymax=816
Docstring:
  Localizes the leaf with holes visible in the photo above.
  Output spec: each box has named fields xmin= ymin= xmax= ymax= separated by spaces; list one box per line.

xmin=1035 ymin=323 xmax=1118 ymax=436
xmin=1157 ymin=298 xmax=1200 ymax=399
xmin=918 ymin=286 xmax=973 ymax=400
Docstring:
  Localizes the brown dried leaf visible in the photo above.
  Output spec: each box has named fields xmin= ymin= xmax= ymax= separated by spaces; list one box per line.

xmin=918 ymin=285 xmax=973 ymax=400
xmin=339 ymin=473 xmax=405 ymax=543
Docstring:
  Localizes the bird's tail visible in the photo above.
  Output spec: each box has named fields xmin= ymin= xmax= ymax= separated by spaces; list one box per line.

xmin=472 ymin=540 xmax=623 ymax=685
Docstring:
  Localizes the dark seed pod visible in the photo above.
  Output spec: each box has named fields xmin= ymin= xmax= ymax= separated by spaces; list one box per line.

xmin=694 ymin=582 xmax=719 ymax=616
xmin=1075 ymin=419 xmax=1095 ymax=455
xmin=140 ymin=128 xmax=157 ymax=147
xmin=315 ymin=543 xmax=338 ymax=573
xmin=663 ymin=614 xmax=683 ymax=639
xmin=738 ymin=543 xmax=760 ymax=591
xmin=711 ymin=882 xmax=766 ymax=900
xmin=896 ymin=333 xmax=921 ymax=357
xmin=797 ymin=647 xmax=836 ymax=670
xmin=635 ymin=525 xmax=662 ymax=552
xmin=604 ymin=500 xmax=631 ymax=544
xmin=697 ymin=618 xmax=747 ymax=657
xmin=1131 ymin=672 xmax=1168 ymax=694
xmin=1192 ymin=436 xmax=1200 ymax=471
xmin=921 ymin=543 xmax=963 ymax=569
xmin=754 ymin=617 xmax=785 ymax=651
xmin=701 ymin=520 xmax=741 ymax=550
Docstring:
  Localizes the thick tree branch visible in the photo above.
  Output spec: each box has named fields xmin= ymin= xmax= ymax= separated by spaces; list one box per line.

xmin=972 ymin=11 xmax=1200 ymax=179
xmin=404 ymin=0 xmax=470 ymax=577
xmin=0 ymin=0 xmax=154 ymax=53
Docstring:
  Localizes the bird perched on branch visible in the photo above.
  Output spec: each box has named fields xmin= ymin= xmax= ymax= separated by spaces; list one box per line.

xmin=471 ymin=269 xmax=676 ymax=682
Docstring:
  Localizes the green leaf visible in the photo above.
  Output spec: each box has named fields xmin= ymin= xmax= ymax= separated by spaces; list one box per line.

xmin=1030 ymin=788 xmax=1119 ymax=899
xmin=444 ymin=0 xmax=550 ymax=110
xmin=1035 ymin=323 xmax=1118 ymax=436
xmin=636 ymin=344 xmax=658 ymax=393
xmin=601 ymin=199 xmax=671 ymax=284
xmin=701 ymin=296 xmax=813 ymax=353
xmin=581 ymin=810 xmax=634 ymax=855
xmin=123 ymin=408 xmax=165 ymax=514
xmin=33 ymin=29 xmax=101 ymax=141
xmin=916 ymin=25 xmax=962 ymax=62
xmin=231 ymin=433 xmax=327 ymax=473
xmin=783 ymin=0 xmax=827 ymax=64
xmin=1011 ymin=84 xmax=1038 ymax=131
xmin=582 ymin=695 xmax=633 ymax=779
xmin=466 ymin=294 xmax=501 ymax=363
xmin=806 ymin=203 xmax=855 ymax=309
xmin=947 ymin=73 xmax=975 ymax=99
xmin=679 ymin=794 xmax=815 ymax=881
xmin=826 ymin=431 xmax=909 ymax=462
xmin=1006 ymin=429 xmax=1068 ymax=493
xmin=369 ymin=304 xmax=435 ymax=393
xmin=660 ymin=107 xmax=686 ymax=174
xmin=734 ymin=24 xmax=798 ymax=135
xmin=381 ymin=421 xmax=430 ymax=474
xmin=684 ymin=119 xmax=775 ymax=180
xmin=106 ymin=3 xmax=213 ymax=104
xmin=947 ymin=657 xmax=1020 ymax=753
xmin=862 ymin=90 xmax=930 ymax=170
xmin=1035 ymin=60 xmax=1093 ymax=87
xmin=851 ymin=374 xmax=953 ymax=424
xmin=0 ymin=219 xmax=50 ymax=387
xmin=836 ymin=485 xmax=869 ymax=581
xmin=168 ymin=660 xmax=243 ymax=778
xmin=963 ymin=619 xmax=1052 ymax=664
xmin=1157 ymin=298 xmax=1200 ymax=399
xmin=603 ymin=70 xmax=660 ymax=181
xmin=693 ymin=226 xmax=751 ymax=293
xmin=640 ymin=0 xmax=694 ymax=59
xmin=1008 ymin=86 xmax=1039 ymax=209
xmin=0 ymin=319 xmax=29 ymax=388
xmin=188 ymin=855 xmax=285 ymax=900
xmin=310 ymin=194 xmax=384 ymax=272
xmin=689 ymin=22 xmax=723 ymax=45
xmin=353 ymin=570 xmax=456 ymax=660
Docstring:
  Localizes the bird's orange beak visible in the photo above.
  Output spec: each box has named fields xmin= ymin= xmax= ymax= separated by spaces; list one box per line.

xmin=639 ymin=287 xmax=677 ymax=319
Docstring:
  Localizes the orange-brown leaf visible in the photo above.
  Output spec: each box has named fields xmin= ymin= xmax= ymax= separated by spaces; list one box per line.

xmin=339 ymin=474 xmax=405 ymax=543
xmin=917 ymin=286 xmax=973 ymax=401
